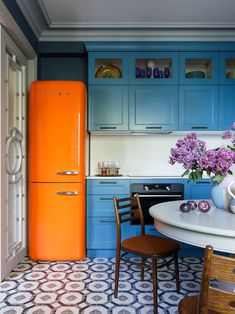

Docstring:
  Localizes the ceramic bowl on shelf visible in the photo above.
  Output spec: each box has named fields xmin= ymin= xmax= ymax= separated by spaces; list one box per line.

xmin=226 ymin=71 xmax=235 ymax=78
xmin=186 ymin=71 xmax=205 ymax=78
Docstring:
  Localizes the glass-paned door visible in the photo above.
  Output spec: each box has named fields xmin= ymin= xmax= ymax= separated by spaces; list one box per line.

xmin=1 ymin=26 xmax=27 ymax=281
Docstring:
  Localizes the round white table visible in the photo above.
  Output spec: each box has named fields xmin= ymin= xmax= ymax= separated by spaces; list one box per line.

xmin=149 ymin=200 xmax=235 ymax=254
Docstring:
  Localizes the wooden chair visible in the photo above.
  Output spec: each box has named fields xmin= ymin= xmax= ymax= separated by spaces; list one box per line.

xmin=113 ymin=194 xmax=180 ymax=314
xmin=179 ymin=245 xmax=235 ymax=314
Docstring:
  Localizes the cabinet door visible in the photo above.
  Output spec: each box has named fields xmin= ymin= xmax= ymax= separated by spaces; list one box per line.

xmin=179 ymin=52 xmax=218 ymax=85
xmin=219 ymin=52 xmax=235 ymax=84
xmin=185 ymin=180 xmax=212 ymax=200
xmin=129 ymin=86 xmax=178 ymax=131
xmin=129 ymin=52 xmax=178 ymax=85
xmin=30 ymin=81 xmax=86 ymax=182
xmin=88 ymin=86 xmax=128 ymax=131
xmin=88 ymin=52 xmax=128 ymax=85
xmin=179 ymin=85 xmax=219 ymax=130
xmin=220 ymin=86 xmax=235 ymax=130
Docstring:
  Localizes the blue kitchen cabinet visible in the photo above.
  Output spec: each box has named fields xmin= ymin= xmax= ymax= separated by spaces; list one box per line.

xmin=179 ymin=52 xmax=219 ymax=85
xmin=182 ymin=179 xmax=212 ymax=257
xmin=179 ymin=85 xmax=219 ymax=130
xmin=129 ymin=86 xmax=178 ymax=131
xmin=88 ymin=52 xmax=129 ymax=85
xmin=184 ymin=179 xmax=213 ymax=200
xmin=129 ymin=52 xmax=178 ymax=85
xmin=219 ymin=86 xmax=235 ymax=130
xmin=86 ymin=179 xmax=130 ymax=257
xmin=88 ymin=85 xmax=128 ymax=131
xmin=219 ymin=52 xmax=235 ymax=85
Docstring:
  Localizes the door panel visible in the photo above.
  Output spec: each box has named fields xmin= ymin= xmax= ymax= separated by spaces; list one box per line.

xmin=0 ymin=26 xmax=28 ymax=281
xmin=29 ymin=183 xmax=85 ymax=260
xmin=29 ymin=81 xmax=86 ymax=182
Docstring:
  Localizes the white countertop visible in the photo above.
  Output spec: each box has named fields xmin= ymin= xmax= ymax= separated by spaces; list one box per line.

xmin=149 ymin=200 xmax=235 ymax=253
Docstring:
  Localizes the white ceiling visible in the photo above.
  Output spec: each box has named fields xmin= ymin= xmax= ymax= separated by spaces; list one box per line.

xmin=16 ymin=0 xmax=235 ymax=41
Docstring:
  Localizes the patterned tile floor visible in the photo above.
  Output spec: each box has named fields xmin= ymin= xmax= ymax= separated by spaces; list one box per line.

xmin=0 ymin=256 xmax=202 ymax=314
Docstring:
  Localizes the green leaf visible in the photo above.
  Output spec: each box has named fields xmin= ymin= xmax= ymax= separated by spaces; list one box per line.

xmin=212 ymin=173 xmax=224 ymax=184
xmin=182 ymin=169 xmax=190 ymax=177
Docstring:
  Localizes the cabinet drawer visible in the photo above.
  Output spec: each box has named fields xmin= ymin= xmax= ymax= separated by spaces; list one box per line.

xmin=87 ymin=194 xmax=129 ymax=217
xmin=87 ymin=218 xmax=129 ymax=249
xmin=87 ymin=179 xmax=130 ymax=194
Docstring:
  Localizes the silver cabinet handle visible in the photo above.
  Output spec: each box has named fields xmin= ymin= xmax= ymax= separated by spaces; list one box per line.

xmin=56 ymin=191 xmax=78 ymax=195
xmin=100 ymin=126 xmax=117 ymax=130
xmin=99 ymin=219 xmax=116 ymax=223
xmin=145 ymin=126 xmax=162 ymax=129
xmin=56 ymin=170 xmax=79 ymax=175
xmin=99 ymin=197 xmax=113 ymax=200
xmin=99 ymin=181 xmax=117 ymax=184
xmin=138 ymin=194 xmax=182 ymax=198
xmin=192 ymin=126 xmax=208 ymax=129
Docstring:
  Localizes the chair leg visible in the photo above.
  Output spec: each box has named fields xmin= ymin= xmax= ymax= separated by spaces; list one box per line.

xmin=114 ymin=248 xmax=121 ymax=298
xmin=141 ymin=257 xmax=145 ymax=281
xmin=152 ymin=257 xmax=158 ymax=314
xmin=174 ymin=253 xmax=180 ymax=293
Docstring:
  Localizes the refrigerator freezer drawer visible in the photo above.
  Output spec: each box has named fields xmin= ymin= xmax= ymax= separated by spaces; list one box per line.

xmin=29 ymin=81 xmax=86 ymax=182
xmin=29 ymin=182 xmax=86 ymax=260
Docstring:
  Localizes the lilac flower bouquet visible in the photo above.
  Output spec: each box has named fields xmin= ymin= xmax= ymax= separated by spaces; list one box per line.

xmin=169 ymin=123 xmax=235 ymax=184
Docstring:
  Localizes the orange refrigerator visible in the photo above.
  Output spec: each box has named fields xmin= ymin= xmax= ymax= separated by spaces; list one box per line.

xmin=29 ymin=81 xmax=86 ymax=260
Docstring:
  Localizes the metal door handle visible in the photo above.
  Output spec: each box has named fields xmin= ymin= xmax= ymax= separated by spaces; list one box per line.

xmin=56 ymin=191 xmax=78 ymax=195
xmin=99 ymin=219 xmax=116 ymax=222
xmin=56 ymin=171 xmax=79 ymax=175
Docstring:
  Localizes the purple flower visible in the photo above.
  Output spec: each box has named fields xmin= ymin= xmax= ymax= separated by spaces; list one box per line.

xmin=169 ymin=133 xmax=206 ymax=170
xmin=222 ymin=130 xmax=232 ymax=139
xmin=169 ymin=122 xmax=235 ymax=183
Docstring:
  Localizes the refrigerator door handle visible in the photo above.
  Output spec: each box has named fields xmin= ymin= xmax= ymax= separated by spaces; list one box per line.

xmin=56 ymin=191 xmax=79 ymax=195
xmin=56 ymin=171 xmax=79 ymax=175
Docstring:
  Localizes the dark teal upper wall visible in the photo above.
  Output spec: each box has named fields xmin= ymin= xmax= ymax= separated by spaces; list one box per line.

xmin=2 ymin=0 xmax=38 ymax=52
xmin=38 ymin=42 xmax=87 ymax=83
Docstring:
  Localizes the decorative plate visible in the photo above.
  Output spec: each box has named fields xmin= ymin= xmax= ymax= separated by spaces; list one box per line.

xmin=95 ymin=64 xmax=122 ymax=78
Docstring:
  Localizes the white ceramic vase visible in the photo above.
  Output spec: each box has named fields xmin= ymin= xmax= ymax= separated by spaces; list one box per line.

xmin=211 ymin=165 xmax=235 ymax=211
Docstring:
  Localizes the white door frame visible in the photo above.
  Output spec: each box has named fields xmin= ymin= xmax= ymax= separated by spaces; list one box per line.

xmin=0 ymin=1 xmax=37 ymax=281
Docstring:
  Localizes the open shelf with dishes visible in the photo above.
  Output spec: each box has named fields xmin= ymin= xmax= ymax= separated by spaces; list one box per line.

xmin=179 ymin=52 xmax=218 ymax=84
xmin=129 ymin=52 xmax=178 ymax=84
xmin=185 ymin=58 xmax=212 ymax=79
xmin=88 ymin=52 xmax=129 ymax=84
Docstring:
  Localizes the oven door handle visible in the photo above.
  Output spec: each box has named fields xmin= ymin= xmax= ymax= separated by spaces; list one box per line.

xmin=137 ymin=194 xmax=182 ymax=198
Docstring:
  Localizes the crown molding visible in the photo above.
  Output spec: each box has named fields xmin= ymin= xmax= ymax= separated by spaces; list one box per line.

xmin=15 ymin=0 xmax=48 ymax=39
xmin=39 ymin=28 xmax=235 ymax=42
xmin=49 ymin=21 xmax=235 ymax=29
xmin=0 ymin=0 xmax=36 ymax=58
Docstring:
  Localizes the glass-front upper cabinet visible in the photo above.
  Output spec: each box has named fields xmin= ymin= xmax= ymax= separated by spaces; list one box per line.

xmin=88 ymin=52 xmax=129 ymax=85
xmin=179 ymin=52 xmax=218 ymax=84
xmin=129 ymin=52 xmax=178 ymax=84
xmin=220 ymin=52 xmax=235 ymax=84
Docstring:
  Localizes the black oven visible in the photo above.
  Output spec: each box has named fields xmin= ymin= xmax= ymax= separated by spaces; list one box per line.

xmin=130 ymin=183 xmax=184 ymax=225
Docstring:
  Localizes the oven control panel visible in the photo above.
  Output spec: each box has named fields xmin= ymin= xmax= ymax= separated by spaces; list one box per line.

xmin=143 ymin=184 xmax=171 ymax=191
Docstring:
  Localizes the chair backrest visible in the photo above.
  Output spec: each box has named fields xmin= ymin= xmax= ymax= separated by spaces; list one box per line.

xmin=198 ymin=245 xmax=235 ymax=314
xmin=113 ymin=194 xmax=145 ymax=242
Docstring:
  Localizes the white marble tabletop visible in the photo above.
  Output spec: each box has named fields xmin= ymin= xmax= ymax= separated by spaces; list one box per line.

xmin=149 ymin=200 xmax=235 ymax=254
